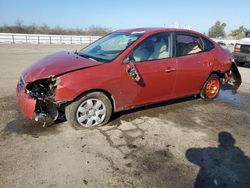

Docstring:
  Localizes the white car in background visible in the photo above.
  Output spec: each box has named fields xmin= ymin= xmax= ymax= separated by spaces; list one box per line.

xmin=233 ymin=31 xmax=250 ymax=66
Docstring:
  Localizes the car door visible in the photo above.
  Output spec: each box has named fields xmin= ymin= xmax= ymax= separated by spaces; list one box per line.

xmin=120 ymin=32 xmax=177 ymax=109
xmin=173 ymin=32 xmax=213 ymax=97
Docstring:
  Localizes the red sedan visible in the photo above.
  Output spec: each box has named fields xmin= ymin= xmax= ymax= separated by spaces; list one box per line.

xmin=16 ymin=28 xmax=241 ymax=128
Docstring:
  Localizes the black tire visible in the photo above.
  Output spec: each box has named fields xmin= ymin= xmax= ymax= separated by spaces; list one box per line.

xmin=65 ymin=92 xmax=112 ymax=129
xmin=200 ymin=74 xmax=221 ymax=100
xmin=236 ymin=62 xmax=245 ymax=66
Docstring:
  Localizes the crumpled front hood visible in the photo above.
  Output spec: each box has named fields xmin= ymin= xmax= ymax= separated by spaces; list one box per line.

xmin=22 ymin=51 xmax=102 ymax=83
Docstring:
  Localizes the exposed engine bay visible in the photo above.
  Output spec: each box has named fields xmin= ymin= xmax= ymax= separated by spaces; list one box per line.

xmin=25 ymin=78 xmax=63 ymax=121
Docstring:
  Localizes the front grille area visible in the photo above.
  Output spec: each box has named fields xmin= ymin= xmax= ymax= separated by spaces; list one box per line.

xmin=240 ymin=45 xmax=250 ymax=54
xmin=17 ymin=76 xmax=25 ymax=92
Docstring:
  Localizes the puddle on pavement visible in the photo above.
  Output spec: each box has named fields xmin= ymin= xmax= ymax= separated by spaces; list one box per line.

xmin=217 ymin=90 xmax=240 ymax=105
xmin=215 ymin=84 xmax=250 ymax=109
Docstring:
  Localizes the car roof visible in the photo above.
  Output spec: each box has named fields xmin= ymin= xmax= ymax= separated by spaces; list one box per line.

xmin=116 ymin=27 xmax=205 ymax=37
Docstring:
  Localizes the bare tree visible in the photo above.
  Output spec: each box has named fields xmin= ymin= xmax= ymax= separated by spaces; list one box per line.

xmin=208 ymin=21 xmax=227 ymax=38
xmin=0 ymin=21 xmax=112 ymax=36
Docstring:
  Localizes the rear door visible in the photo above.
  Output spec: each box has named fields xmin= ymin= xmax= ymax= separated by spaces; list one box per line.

xmin=173 ymin=32 xmax=213 ymax=97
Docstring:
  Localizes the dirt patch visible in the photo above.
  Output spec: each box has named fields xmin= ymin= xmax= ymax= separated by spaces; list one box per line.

xmin=133 ymin=149 xmax=193 ymax=188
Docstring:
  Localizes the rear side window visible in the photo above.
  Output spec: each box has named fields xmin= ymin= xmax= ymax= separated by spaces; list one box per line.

xmin=176 ymin=34 xmax=204 ymax=56
xmin=203 ymin=37 xmax=214 ymax=51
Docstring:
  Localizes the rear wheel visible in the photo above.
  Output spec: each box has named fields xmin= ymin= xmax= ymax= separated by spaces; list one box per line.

xmin=65 ymin=92 xmax=112 ymax=128
xmin=200 ymin=74 xmax=221 ymax=100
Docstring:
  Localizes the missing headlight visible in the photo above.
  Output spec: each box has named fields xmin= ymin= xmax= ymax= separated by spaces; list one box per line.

xmin=26 ymin=78 xmax=60 ymax=101
xmin=26 ymin=77 xmax=60 ymax=121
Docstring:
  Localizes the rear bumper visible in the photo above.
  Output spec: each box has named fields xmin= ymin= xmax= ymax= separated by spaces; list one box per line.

xmin=233 ymin=52 xmax=250 ymax=62
xmin=229 ymin=61 xmax=242 ymax=92
xmin=16 ymin=83 xmax=36 ymax=119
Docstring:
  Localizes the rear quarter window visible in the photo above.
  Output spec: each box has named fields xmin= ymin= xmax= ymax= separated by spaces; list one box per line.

xmin=176 ymin=34 xmax=203 ymax=56
xmin=203 ymin=37 xmax=215 ymax=51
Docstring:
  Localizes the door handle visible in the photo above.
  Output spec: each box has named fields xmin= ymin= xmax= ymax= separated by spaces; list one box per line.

xmin=165 ymin=67 xmax=176 ymax=73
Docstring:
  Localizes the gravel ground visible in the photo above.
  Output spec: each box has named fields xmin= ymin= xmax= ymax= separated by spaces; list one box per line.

xmin=0 ymin=44 xmax=250 ymax=188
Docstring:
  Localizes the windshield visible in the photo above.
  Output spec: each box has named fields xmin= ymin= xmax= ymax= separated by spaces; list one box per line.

xmin=78 ymin=32 xmax=143 ymax=63
xmin=246 ymin=32 xmax=250 ymax=38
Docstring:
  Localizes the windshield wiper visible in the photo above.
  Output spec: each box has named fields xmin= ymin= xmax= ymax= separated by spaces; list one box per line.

xmin=79 ymin=53 xmax=91 ymax=59
xmin=79 ymin=53 xmax=110 ymax=63
xmin=79 ymin=53 xmax=98 ymax=61
xmin=88 ymin=58 xmax=97 ymax=62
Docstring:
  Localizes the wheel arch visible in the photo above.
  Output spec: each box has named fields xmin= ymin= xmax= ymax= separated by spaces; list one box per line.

xmin=201 ymin=70 xmax=224 ymax=90
xmin=209 ymin=70 xmax=224 ymax=78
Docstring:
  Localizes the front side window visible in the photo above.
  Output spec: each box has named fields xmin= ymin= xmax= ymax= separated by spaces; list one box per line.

xmin=79 ymin=32 xmax=143 ymax=62
xmin=176 ymin=34 xmax=204 ymax=56
xmin=131 ymin=33 xmax=171 ymax=62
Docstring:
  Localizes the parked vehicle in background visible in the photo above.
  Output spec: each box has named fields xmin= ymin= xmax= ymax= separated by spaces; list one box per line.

xmin=233 ymin=31 xmax=250 ymax=66
xmin=16 ymin=28 xmax=241 ymax=128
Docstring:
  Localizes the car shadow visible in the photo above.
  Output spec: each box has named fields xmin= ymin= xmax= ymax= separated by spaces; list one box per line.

xmin=0 ymin=95 xmax=62 ymax=137
xmin=109 ymin=96 xmax=198 ymax=125
xmin=5 ymin=115 xmax=62 ymax=136
xmin=186 ymin=131 xmax=250 ymax=188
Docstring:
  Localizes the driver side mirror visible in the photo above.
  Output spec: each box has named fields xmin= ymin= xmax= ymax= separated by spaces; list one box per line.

xmin=124 ymin=53 xmax=141 ymax=82
xmin=123 ymin=52 xmax=135 ymax=64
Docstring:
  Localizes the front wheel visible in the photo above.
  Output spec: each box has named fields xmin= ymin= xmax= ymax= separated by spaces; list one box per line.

xmin=200 ymin=74 xmax=221 ymax=100
xmin=65 ymin=92 xmax=112 ymax=128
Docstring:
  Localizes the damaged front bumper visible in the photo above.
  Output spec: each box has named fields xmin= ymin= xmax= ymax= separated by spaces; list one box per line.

xmin=16 ymin=76 xmax=62 ymax=121
xmin=16 ymin=82 xmax=36 ymax=119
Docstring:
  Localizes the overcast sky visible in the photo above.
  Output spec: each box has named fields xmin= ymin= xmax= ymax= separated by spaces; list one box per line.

xmin=0 ymin=0 xmax=249 ymax=33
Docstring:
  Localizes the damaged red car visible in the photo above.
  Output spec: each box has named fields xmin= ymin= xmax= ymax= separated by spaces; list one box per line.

xmin=16 ymin=28 xmax=241 ymax=128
